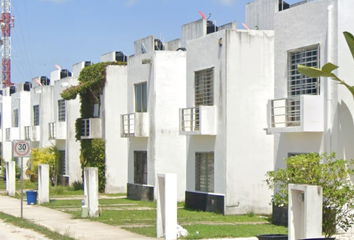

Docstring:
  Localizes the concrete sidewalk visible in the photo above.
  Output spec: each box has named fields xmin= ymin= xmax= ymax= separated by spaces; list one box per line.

xmin=0 ymin=194 xmax=259 ymax=240
xmin=0 ymin=195 xmax=154 ymax=240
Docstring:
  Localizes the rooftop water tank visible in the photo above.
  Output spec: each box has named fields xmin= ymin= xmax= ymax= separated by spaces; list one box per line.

xmin=154 ymin=39 xmax=164 ymax=51
xmin=40 ymin=76 xmax=50 ymax=86
xmin=207 ymin=21 xmax=218 ymax=34
xmin=115 ymin=51 xmax=127 ymax=62
xmin=10 ymin=86 xmax=16 ymax=95
xmin=60 ymin=69 xmax=72 ymax=79
xmin=24 ymin=81 xmax=32 ymax=91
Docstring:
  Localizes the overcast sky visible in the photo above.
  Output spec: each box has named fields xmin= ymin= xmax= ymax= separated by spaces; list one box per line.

xmin=8 ymin=0 xmax=301 ymax=83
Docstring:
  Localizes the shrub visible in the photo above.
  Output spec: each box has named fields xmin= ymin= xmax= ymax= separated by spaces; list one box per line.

xmin=266 ymin=153 xmax=354 ymax=237
xmin=71 ymin=181 xmax=83 ymax=191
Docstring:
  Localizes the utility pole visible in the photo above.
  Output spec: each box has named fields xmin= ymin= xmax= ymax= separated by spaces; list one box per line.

xmin=0 ymin=0 xmax=14 ymax=89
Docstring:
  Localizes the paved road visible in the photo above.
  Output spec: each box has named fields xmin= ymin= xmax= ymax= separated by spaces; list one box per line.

xmin=0 ymin=219 xmax=51 ymax=240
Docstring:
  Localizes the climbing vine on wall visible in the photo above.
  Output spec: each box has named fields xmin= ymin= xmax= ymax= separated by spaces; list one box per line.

xmin=61 ymin=61 xmax=127 ymax=192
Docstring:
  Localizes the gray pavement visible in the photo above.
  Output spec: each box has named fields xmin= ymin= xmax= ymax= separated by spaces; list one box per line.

xmin=0 ymin=195 xmax=154 ymax=240
xmin=0 ymin=194 xmax=258 ymax=240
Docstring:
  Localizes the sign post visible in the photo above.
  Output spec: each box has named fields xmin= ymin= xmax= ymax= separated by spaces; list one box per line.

xmin=13 ymin=140 xmax=31 ymax=218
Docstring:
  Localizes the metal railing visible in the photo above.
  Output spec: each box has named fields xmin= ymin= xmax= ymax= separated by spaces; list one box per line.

xmin=49 ymin=122 xmax=56 ymax=139
xmin=270 ymin=97 xmax=301 ymax=128
xmin=181 ymin=107 xmax=200 ymax=132
xmin=82 ymin=119 xmax=90 ymax=137
xmin=24 ymin=126 xmax=31 ymax=140
xmin=5 ymin=128 xmax=10 ymax=141
xmin=121 ymin=113 xmax=135 ymax=137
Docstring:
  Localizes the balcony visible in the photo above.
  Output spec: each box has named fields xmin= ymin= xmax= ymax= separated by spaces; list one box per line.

xmin=56 ymin=122 xmax=67 ymax=140
xmin=267 ymin=95 xmax=323 ymax=133
xmin=81 ymin=118 xmax=102 ymax=139
xmin=179 ymin=106 xmax=216 ymax=135
xmin=49 ymin=122 xmax=56 ymax=140
xmin=121 ymin=113 xmax=149 ymax=137
xmin=32 ymin=126 xmax=41 ymax=142
xmin=5 ymin=128 xmax=19 ymax=141
xmin=24 ymin=126 xmax=31 ymax=140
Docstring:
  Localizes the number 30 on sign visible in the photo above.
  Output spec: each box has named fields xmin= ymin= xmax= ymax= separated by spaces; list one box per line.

xmin=13 ymin=140 xmax=31 ymax=157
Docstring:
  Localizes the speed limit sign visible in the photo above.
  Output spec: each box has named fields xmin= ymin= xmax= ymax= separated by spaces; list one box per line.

xmin=13 ymin=140 xmax=31 ymax=157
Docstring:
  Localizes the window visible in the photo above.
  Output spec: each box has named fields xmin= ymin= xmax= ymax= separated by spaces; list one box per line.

xmin=288 ymin=45 xmax=320 ymax=96
xmin=195 ymin=152 xmax=214 ymax=192
xmin=134 ymin=151 xmax=147 ymax=184
xmin=58 ymin=100 xmax=65 ymax=122
xmin=135 ymin=82 xmax=147 ymax=112
xmin=33 ymin=105 xmax=39 ymax=126
xmin=12 ymin=109 xmax=18 ymax=127
xmin=195 ymin=68 xmax=214 ymax=106
xmin=58 ymin=150 xmax=66 ymax=175
xmin=82 ymin=119 xmax=90 ymax=137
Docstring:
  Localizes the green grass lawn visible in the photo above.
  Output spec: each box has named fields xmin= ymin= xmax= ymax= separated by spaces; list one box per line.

xmin=42 ymin=197 xmax=287 ymax=239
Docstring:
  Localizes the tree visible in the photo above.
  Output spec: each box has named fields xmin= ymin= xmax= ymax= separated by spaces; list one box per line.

xmin=297 ymin=31 xmax=354 ymax=97
xmin=266 ymin=153 xmax=354 ymax=237
xmin=26 ymin=146 xmax=61 ymax=187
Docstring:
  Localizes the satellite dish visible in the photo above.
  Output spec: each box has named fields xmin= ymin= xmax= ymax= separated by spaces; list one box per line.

xmin=141 ymin=43 xmax=147 ymax=54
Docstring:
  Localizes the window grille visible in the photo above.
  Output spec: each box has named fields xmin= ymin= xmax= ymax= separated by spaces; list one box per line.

xmin=33 ymin=105 xmax=40 ymax=126
xmin=288 ymin=45 xmax=320 ymax=96
xmin=135 ymin=82 xmax=147 ymax=113
xmin=82 ymin=119 xmax=90 ymax=137
xmin=134 ymin=151 xmax=147 ymax=184
xmin=12 ymin=109 xmax=18 ymax=127
xmin=58 ymin=150 xmax=66 ymax=175
xmin=49 ymin=122 xmax=56 ymax=139
xmin=195 ymin=152 xmax=214 ymax=192
xmin=58 ymin=100 xmax=65 ymax=122
xmin=24 ymin=126 xmax=31 ymax=140
xmin=195 ymin=68 xmax=214 ymax=106
xmin=5 ymin=128 xmax=10 ymax=141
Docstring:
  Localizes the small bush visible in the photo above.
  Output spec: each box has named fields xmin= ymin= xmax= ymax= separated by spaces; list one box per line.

xmin=52 ymin=186 xmax=64 ymax=195
xmin=71 ymin=181 xmax=83 ymax=191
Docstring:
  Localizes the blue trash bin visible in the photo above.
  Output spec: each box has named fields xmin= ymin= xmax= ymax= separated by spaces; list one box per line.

xmin=26 ymin=191 xmax=37 ymax=205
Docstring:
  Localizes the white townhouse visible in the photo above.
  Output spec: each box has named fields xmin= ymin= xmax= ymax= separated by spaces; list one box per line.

xmin=180 ymin=18 xmax=275 ymax=215
xmin=247 ymin=0 xmax=354 ymax=234
xmin=48 ymin=62 xmax=89 ymax=185
xmin=1 ymin=83 xmax=31 ymax=163
xmin=121 ymin=36 xmax=187 ymax=201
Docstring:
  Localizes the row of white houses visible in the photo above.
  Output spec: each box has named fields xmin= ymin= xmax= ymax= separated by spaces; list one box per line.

xmin=1 ymin=0 xmax=354 ymax=221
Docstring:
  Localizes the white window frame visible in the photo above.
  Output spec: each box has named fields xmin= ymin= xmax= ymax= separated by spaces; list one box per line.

xmin=195 ymin=68 xmax=214 ymax=106
xmin=33 ymin=105 xmax=40 ymax=126
xmin=12 ymin=109 xmax=18 ymax=127
xmin=134 ymin=151 xmax=147 ymax=184
xmin=58 ymin=100 xmax=66 ymax=122
xmin=135 ymin=82 xmax=147 ymax=113
xmin=195 ymin=152 xmax=214 ymax=193
xmin=288 ymin=44 xmax=320 ymax=96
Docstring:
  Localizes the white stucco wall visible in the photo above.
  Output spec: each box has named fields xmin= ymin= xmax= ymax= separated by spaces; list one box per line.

xmin=245 ymin=0 xmax=278 ymax=30
xmin=2 ymin=95 xmax=12 ymax=162
xmin=225 ymin=30 xmax=274 ymax=215
xmin=127 ymin=45 xmax=187 ymax=200
xmin=103 ymin=65 xmax=128 ymax=193
xmin=272 ymin=0 xmax=336 ymax=169
xmin=185 ymin=27 xmax=274 ymax=214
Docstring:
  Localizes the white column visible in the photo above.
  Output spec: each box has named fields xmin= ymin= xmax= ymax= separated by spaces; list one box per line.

xmin=6 ymin=161 xmax=15 ymax=196
xmin=156 ymin=173 xmax=177 ymax=240
xmin=84 ymin=167 xmax=99 ymax=217
xmin=38 ymin=164 xmax=49 ymax=204
xmin=288 ymin=184 xmax=323 ymax=240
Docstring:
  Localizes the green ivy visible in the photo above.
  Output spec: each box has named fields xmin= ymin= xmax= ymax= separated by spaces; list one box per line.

xmin=62 ymin=61 xmax=127 ymax=192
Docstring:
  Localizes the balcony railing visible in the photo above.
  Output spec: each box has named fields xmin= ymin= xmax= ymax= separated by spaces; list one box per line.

xmin=5 ymin=128 xmax=10 ymax=141
xmin=267 ymin=95 xmax=323 ymax=133
xmin=179 ymin=106 xmax=216 ymax=135
xmin=49 ymin=122 xmax=56 ymax=139
xmin=81 ymin=118 xmax=102 ymax=139
xmin=24 ymin=126 xmax=31 ymax=140
xmin=121 ymin=113 xmax=149 ymax=137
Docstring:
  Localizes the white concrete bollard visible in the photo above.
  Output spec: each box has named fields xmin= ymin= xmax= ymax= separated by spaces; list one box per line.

xmin=288 ymin=184 xmax=323 ymax=240
xmin=38 ymin=164 xmax=49 ymax=204
xmin=6 ymin=161 xmax=15 ymax=196
xmin=84 ymin=167 xmax=99 ymax=217
xmin=156 ymin=173 xmax=177 ymax=240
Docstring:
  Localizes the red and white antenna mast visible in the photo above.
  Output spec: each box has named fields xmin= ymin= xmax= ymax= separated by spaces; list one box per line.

xmin=0 ymin=0 xmax=14 ymax=89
